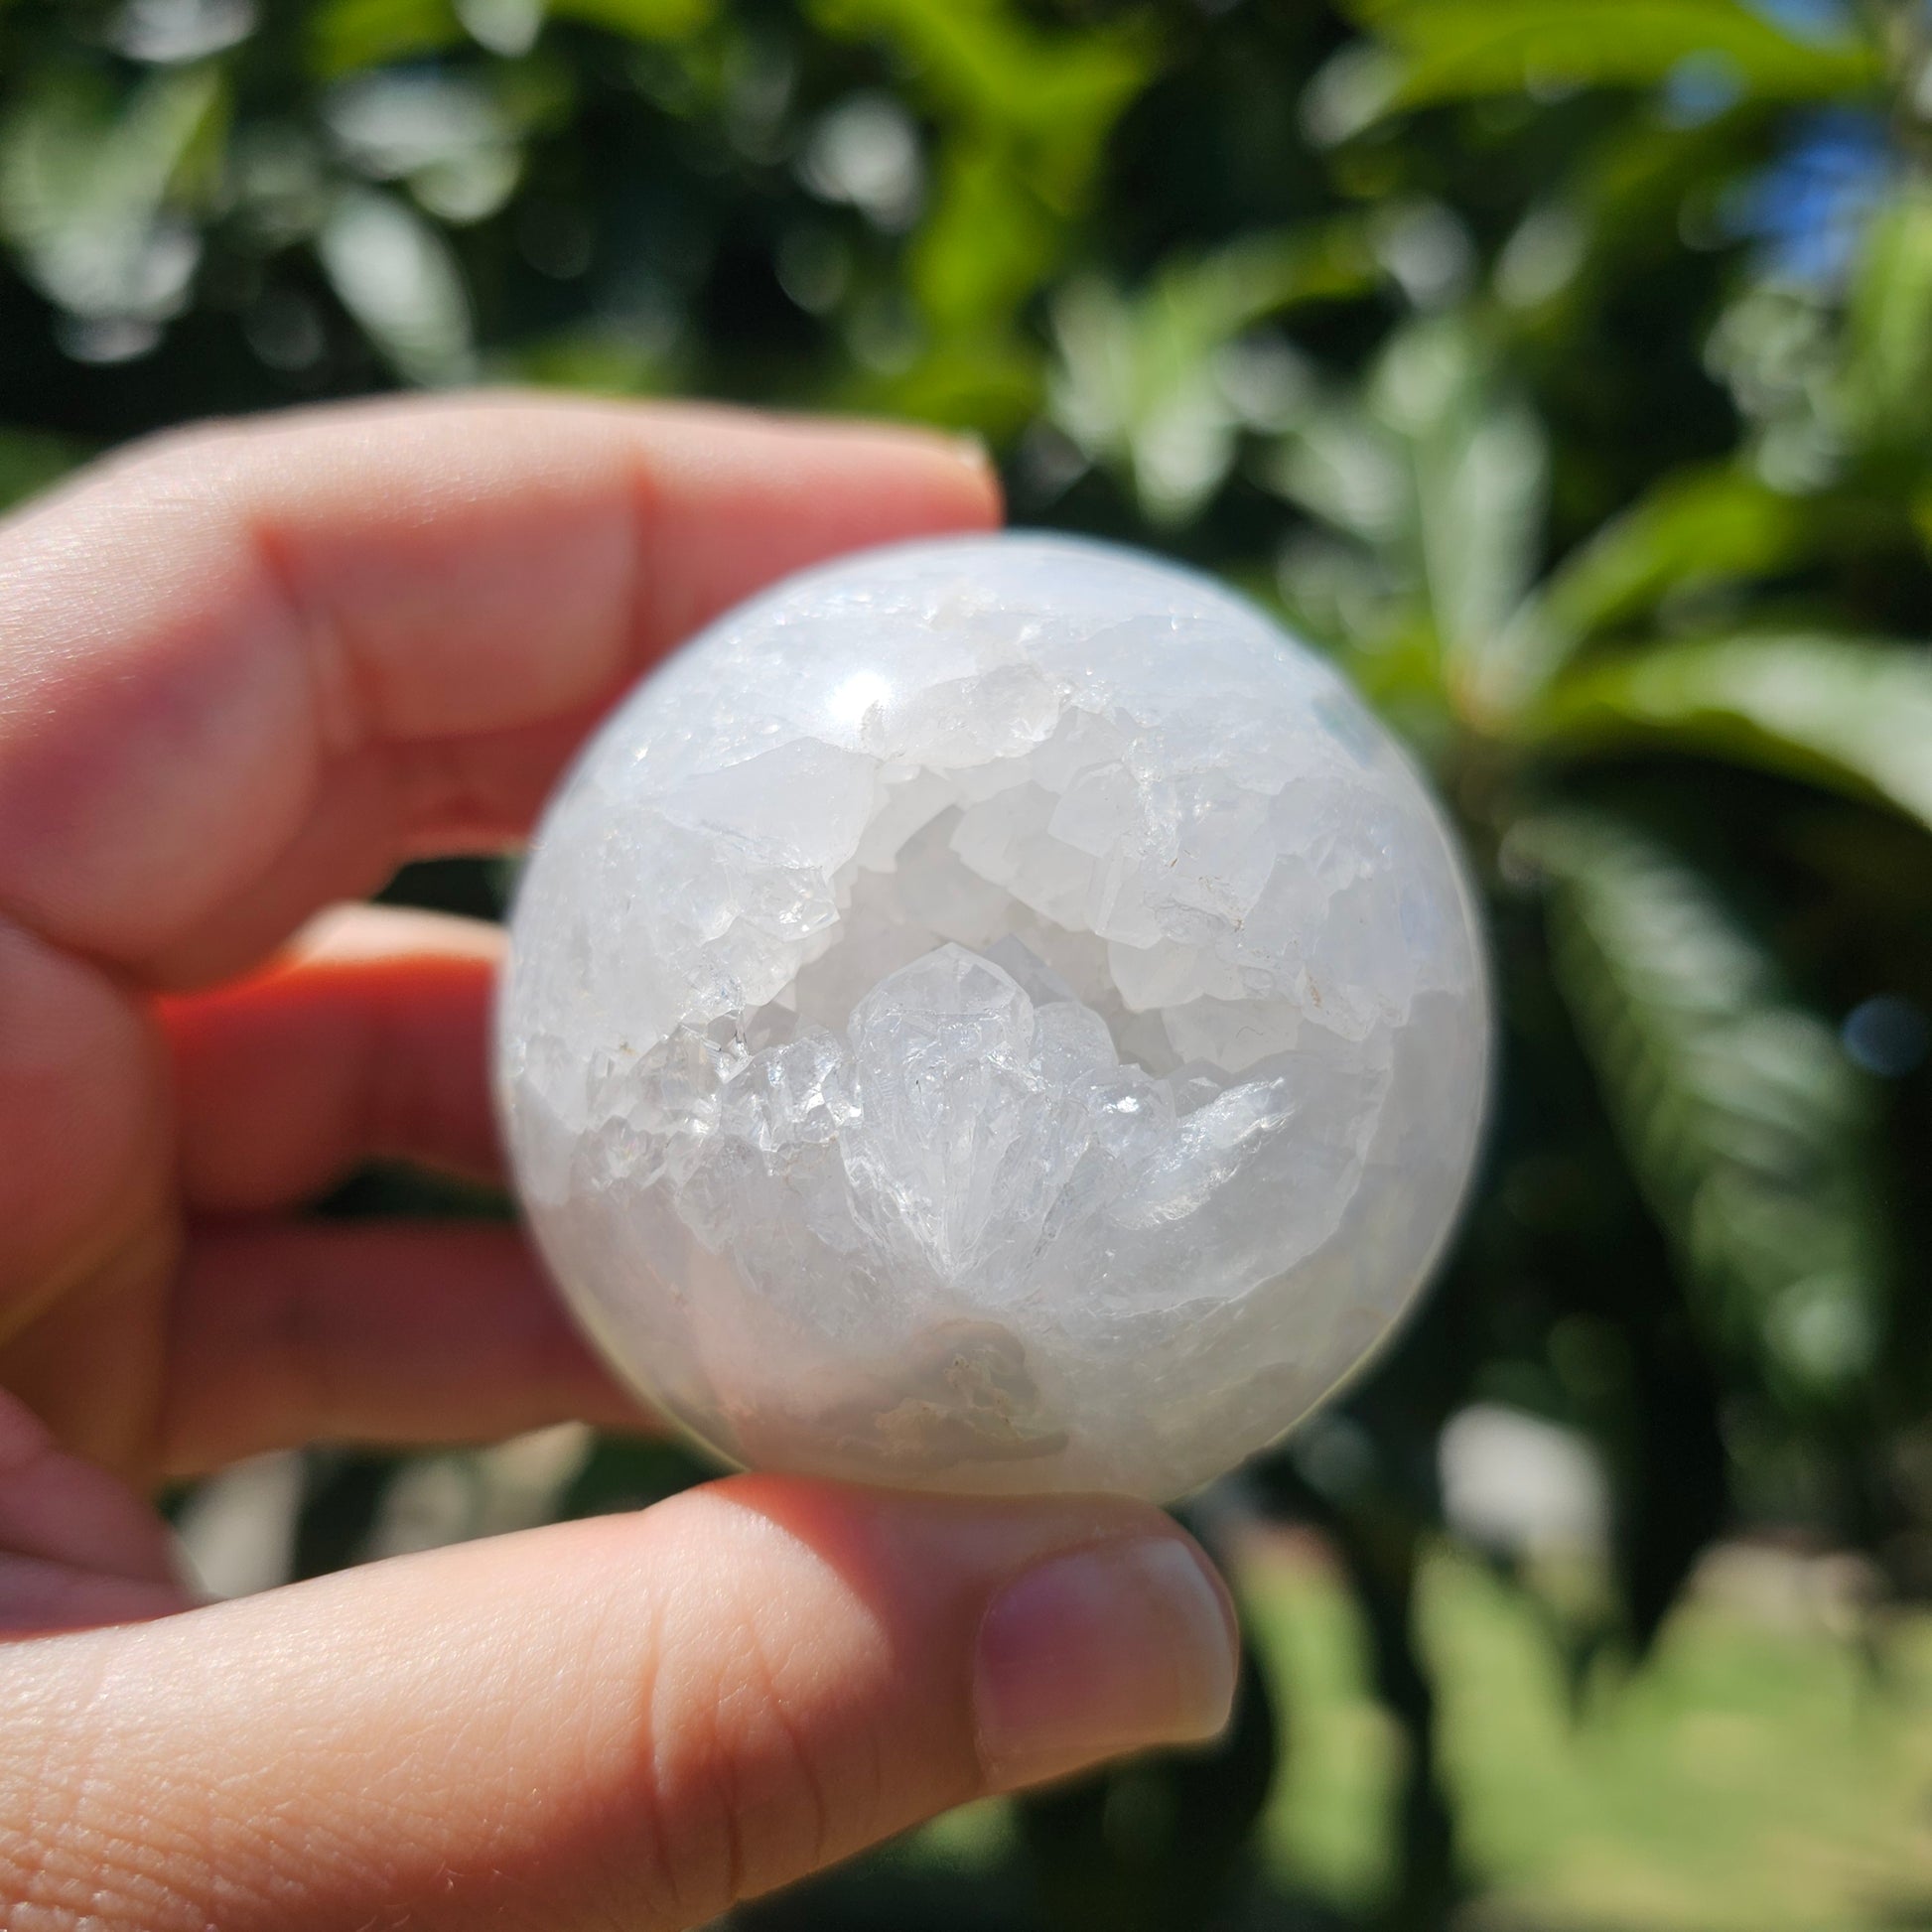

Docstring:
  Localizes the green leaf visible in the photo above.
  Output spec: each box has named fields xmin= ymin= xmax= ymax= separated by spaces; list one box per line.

xmin=1048 ymin=219 xmax=1375 ymax=526
xmin=1537 ymin=468 xmax=1815 ymax=640
xmin=1524 ymin=635 xmax=1932 ymax=833
xmin=548 ymin=0 xmax=714 ymax=41
xmin=1525 ymin=810 xmax=1890 ymax=1415
xmin=811 ymin=0 xmax=1154 ymax=172
xmin=0 ymin=426 xmax=83 ymax=512
xmin=811 ymin=0 xmax=1159 ymax=442
xmin=1841 ymin=177 xmax=1932 ymax=459
xmin=497 ymin=321 xmax=680 ymax=395
xmin=309 ymin=0 xmax=464 ymax=76
xmin=1272 ymin=316 xmax=1547 ymax=688
xmin=1268 ymin=401 xmax=1407 ymax=546
xmin=315 ymin=0 xmax=711 ymax=68
xmin=844 ymin=328 xmax=1041 ymax=437
xmin=316 ymin=187 xmax=476 ymax=384
xmin=1472 ymin=467 xmax=1820 ymax=718
xmin=1310 ymin=0 xmax=1881 ymax=139
xmin=0 ymin=64 xmax=225 ymax=322
xmin=913 ymin=136 xmax=1061 ymax=344
xmin=1369 ymin=322 xmax=1548 ymax=694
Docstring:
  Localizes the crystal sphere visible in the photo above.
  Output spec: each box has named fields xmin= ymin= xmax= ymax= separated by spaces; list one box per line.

xmin=499 ymin=533 xmax=1489 ymax=1500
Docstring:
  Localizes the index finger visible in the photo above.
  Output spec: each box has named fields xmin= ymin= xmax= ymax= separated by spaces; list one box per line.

xmin=0 ymin=395 xmax=1000 ymax=980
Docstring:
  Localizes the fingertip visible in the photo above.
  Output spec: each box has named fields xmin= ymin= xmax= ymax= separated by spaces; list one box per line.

xmin=806 ymin=415 xmax=1004 ymax=526
xmin=681 ymin=1474 xmax=1240 ymax=1793
xmin=974 ymin=1531 xmax=1238 ymax=1791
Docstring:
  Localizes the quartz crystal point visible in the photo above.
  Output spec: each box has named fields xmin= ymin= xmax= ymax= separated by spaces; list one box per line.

xmin=498 ymin=533 xmax=1489 ymax=1500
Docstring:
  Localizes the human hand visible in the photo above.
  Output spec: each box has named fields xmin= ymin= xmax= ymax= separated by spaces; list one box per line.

xmin=0 ymin=398 xmax=1238 ymax=1930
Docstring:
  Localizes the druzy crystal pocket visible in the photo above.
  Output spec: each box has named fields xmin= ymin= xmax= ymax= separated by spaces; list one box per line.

xmin=499 ymin=534 xmax=1489 ymax=1500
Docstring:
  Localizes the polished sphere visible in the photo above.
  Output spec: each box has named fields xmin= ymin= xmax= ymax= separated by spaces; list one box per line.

xmin=498 ymin=533 xmax=1489 ymax=1500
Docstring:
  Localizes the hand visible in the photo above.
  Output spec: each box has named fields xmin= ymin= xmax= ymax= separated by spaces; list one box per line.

xmin=0 ymin=398 xmax=1238 ymax=1930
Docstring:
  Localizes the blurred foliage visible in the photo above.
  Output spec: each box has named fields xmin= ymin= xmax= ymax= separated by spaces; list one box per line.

xmin=7 ymin=0 xmax=1932 ymax=1925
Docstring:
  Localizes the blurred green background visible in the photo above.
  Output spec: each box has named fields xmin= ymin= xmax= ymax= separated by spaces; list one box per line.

xmin=6 ymin=0 xmax=1932 ymax=1926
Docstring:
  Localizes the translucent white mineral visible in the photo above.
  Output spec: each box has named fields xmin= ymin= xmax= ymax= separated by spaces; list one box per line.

xmin=498 ymin=533 xmax=1489 ymax=1500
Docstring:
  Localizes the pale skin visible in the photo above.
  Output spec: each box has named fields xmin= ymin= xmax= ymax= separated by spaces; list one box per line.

xmin=0 ymin=398 xmax=1238 ymax=1931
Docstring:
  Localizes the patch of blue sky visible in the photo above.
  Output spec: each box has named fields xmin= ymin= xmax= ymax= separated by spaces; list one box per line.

xmin=1726 ymin=109 xmax=1891 ymax=286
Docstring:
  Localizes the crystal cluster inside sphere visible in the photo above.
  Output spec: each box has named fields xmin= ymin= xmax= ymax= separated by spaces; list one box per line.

xmin=499 ymin=534 xmax=1489 ymax=1501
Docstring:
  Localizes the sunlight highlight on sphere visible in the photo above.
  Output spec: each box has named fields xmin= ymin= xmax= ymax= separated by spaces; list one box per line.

xmin=498 ymin=534 xmax=1490 ymax=1500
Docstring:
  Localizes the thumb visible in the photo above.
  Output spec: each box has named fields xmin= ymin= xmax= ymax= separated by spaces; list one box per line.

xmin=0 ymin=1474 xmax=1238 ymax=1931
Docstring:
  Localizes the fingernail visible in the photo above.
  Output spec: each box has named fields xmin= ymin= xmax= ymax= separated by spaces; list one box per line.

xmin=974 ymin=1536 xmax=1238 ymax=1791
xmin=945 ymin=429 xmax=996 ymax=479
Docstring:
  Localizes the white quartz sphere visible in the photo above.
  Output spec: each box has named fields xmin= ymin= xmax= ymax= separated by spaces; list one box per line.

xmin=499 ymin=533 xmax=1488 ymax=1501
